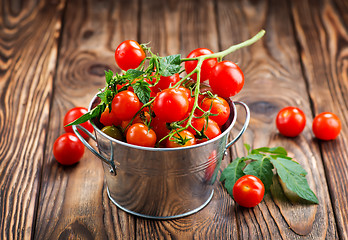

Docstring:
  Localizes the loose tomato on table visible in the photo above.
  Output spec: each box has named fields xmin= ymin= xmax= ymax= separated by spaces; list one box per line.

xmin=312 ymin=112 xmax=341 ymax=140
xmin=153 ymin=88 xmax=189 ymax=122
xmin=63 ymin=107 xmax=93 ymax=139
xmin=233 ymin=175 xmax=265 ymax=208
xmin=184 ymin=48 xmax=217 ymax=81
xmin=126 ymin=123 xmax=157 ymax=147
xmin=111 ymin=90 xmax=141 ymax=121
xmin=198 ymin=97 xmax=230 ymax=127
xmin=115 ymin=40 xmax=145 ymax=71
xmin=209 ymin=61 xmax=244 ymax=98
xmin=166 ymin=130 xmax=196 ymax=148
xmin=276 ymin=106 xmax=306 ymax=137
xmin=53 ymin=133 xmax=85 ymax=166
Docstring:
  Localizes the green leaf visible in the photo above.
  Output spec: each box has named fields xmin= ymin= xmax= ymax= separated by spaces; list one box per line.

xmin=254 ymin=146 xmax=287 ymax=155
xmin=220 ymin=158 xmax=246 ymax=198
xmin=105 ymin=70 xmax=114 ymax=84
xmin=133 ymin=81 xmax=151 ymax=104
xmin=271 ymin=158 xmax=318 ymax=204
xmin=244 ymin=143 xmax=251 ymax=154
xmin=243 ymin=158 xmax=274 ymax=193
xmin=65 ymin=104 xmax=105 ymax=127
xmin=124 ymin=69 xmax=145 ymax=80
xmin=97 ymin=89 xmax=114 ymax=105
xmin=159 ymin=54 xmax=182 ymax=77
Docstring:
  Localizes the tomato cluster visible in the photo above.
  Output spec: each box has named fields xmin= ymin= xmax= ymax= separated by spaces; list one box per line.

xmin=94 ymin=40 xmax=246 ymax=148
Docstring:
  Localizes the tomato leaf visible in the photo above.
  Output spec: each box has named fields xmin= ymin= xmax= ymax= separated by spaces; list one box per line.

xmin=253 ymin=146 xmax=287 ymax=155
xmin=97 ymin=89 xmax=114 ymax=105
xmin=243 ymin=158 xmax=274 ymax=193
xmin=270 ymin=157 xmax=318 ymax=203
xmin=159 ymin=54 xmax=182 ymax=77
xmin=65 ymin=104 xmax=105 ymax=127
xmin=123 ymin=69 xmax=145 ymax=80
xmin=133 ymin=80 xmax=151 ymax=104
xmin=105 ymin=70 xmax=114 ymax=84
xmin=220 ymin=157 xmax=246 ymax=198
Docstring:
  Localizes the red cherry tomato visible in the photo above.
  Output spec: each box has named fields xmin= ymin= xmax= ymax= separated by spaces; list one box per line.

xmin=112 ymin=90 xmax=141 ymax=121
xmin=115 ymin=40 xmax=145 ymax=71
xmin=233 ymin=175 xmax=265 ymax=208
xmin=276 ymin=107 xmax=306 ymax=137
xmin=151 ymin=73 xmax=180 ymax=93
xmin=178 ymin=86 xmax=194 ymax=112
xmin=126 ymin=123 xmax=156 ymax=147
xmin=209 ymin=61 xmax=244 ymax=98
xmin=53 ymin=133 xmax=85 ymax=166
xmin=312 ymin=112 xmax=341 ymax=140
xmin=63 ymin=107 xmax=93 ymax=140
xmin=153 ymin=88 xmax=189 ymax=122
xmin=151 ymin=117 xmax=170 ymax=142
xmin=199 ymin=97 xmax=230 ymax=126
xmin=189 ymin=117 xmax=221 ymax=141
xmin=185 ymin=48 xmax=217 ymax=81
xmin=166 ymin=130 xmax=196 ymax=148
xmin=100 ymin=107 xmax=121 ymax=127
xmin=121 ymin=111 xmax=151 ymax=132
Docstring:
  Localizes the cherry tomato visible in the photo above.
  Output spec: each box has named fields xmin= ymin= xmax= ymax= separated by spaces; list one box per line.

xmin=276 ymin=107 xmax=306 ymax=137
xmin=209 ymin=61 xmax=244 ymax=98
xmin=151 ymin=117 xmax=170 ymax=142
xmin=312 ymin=112 xmax=341 ymax=140
xmin=53 ymin=133 xmax=85 ymax=166
xmin=189 ymin=117 xmax=221 ymax=141
xmin=178 ymin=86 xmax=194 ymax=112
xmin=126 ymin=123 xmax=156 ymax=147
xmin=233 ymin=175 xmax=265 ymax=208
xmin=166 ymin=130 xmax=196 ymax=148
xmin=153 ymin=88 xmax=189 ymax=122
xmin=185 ymin=48 xmax=217 ymax=81
xmin=121 ymin=111 xmax=151 ymax=132
xmin=199 ymin=97 xmax=230 ymax=126
xmin=115 ymin=40 xmax=145 ymax=71
xmin=100 ymin=107 xmax=121 ymax=127
xmin=63 ymin=107 xmax=93 ymax=140
xmin=151 ymin=73 xmax=180 ymax=93
xmin=101 ymin=125 xmax=123 ymax=141
xmin=111 ymin=90 xmax=141 ymax=121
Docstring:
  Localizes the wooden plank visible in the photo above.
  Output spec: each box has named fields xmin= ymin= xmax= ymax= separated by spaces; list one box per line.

xmin=291 ymin=0 xmax=348 ymax=238
xmin=216 ymin=0 xmax=338 ymax=238
xmin=34 ymin=0 xmax=140 ymax=239
xmin=0 ymin=0 xmax=65 ymax=239
xmin=135 ymin=0 xmax=239 ymax=239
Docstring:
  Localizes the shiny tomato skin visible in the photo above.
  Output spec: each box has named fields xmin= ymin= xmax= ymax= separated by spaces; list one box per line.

xmin=126 ymin=123 xmax=156 ymax=147
xmin=178 ymin=86 xmax=194 ymax=112
xmin=189 ymin=118 xmax=221 ymax=141
xmin=151 ymin=117 xmax=170 ymax=142
xmin=53 ymin=133 xmax=85 ymax=166
xmin=63 ymin=107 xmax=93 ymax=140
xmin=233 ymin=175 xmax=265 ymax=208
xmin=276 ymin=107 xmax=306 ymax=137
xmin=209 ymin=61 xmax=244 ymax=98
xmin=153 ymin=88 xmax=189 ymax=122
xmin=166 ymin=130 xmax=196 ymax=148
xmin=199 ymin=97 xmax=230 ymax=126
xmin=312 ymin=112 xmax=341 ymax=140
xmin=152 ymin=73 xmax=180 ymax=93
xmin=185 ymin=48 xmax=217 ymax=81
xmin=111 ymin=90 xmax=141 ymax=121
xmin=100 ymin=107 xmax=121 ymax=127
xmin=115 ymin=40 xmax=145 ymax=71
xmin=101 ymin=125 xmax=123 ymax=141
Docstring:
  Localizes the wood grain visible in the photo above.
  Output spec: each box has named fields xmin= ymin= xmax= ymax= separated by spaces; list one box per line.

xmin=291 ymin=0 xmax=348 ymax=238
xmin=34 ymin=0 xmax=140 ymax=239
xmin=216 ymin=0 xmax=338 ymax=238
xmin=0 ymin=0 xmax=65 ymax=239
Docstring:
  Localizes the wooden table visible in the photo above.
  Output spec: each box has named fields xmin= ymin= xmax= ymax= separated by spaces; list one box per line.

xmin=1 ymin=0 xmax=347 ymax=239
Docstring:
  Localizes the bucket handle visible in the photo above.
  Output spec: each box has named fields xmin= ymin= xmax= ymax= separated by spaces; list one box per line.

xmin=72 ymin=124 xmax=117 ymax=176
xmin=225 ymin=101 xmax=250 ymax=150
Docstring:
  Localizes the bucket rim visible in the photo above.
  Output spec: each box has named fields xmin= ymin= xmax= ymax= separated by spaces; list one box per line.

xmin=88 ymin=93 xmax=238 ymax=152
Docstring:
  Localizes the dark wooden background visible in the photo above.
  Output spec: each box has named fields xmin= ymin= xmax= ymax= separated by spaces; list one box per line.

xmin=0 ymin=0 xmax=347 ymax=239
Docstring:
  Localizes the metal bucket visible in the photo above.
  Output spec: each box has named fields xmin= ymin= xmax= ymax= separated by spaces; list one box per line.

xmin=73 ymin=94 xmax=250 ymax=219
